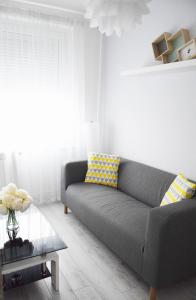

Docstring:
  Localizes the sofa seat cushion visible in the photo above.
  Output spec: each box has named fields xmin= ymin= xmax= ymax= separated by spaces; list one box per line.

xmin=66 ymin=182 xmax=151 ymax=274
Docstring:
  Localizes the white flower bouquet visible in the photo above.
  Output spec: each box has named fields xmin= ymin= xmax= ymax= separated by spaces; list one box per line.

xmin=0 ymin=183 xmax=32 ymax=215
xmin=0 ymin=183 xmax=33 ymax=232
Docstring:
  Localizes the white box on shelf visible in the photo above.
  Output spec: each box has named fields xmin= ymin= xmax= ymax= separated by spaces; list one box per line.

xmin=177 ymin=38 xmax=196 ymax=61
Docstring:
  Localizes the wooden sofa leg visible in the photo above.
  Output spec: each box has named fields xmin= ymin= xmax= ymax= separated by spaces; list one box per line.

xmin=149 ymin=287 xmax=157 ymax=300
xmin=64 ymin=205 xmax=68 ymax=214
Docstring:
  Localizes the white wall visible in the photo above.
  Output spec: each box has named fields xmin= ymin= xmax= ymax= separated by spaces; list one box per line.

xmin=85 ymin=28 xmax=101 ymax=122
xmin=84 ymin=28 xmax=102 ymax=153
xmin=101 ymin=0 xmax=196 ymax=180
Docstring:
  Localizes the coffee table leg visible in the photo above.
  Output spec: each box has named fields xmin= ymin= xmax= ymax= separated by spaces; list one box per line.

xmin=0 ymin=271 xmax=3 ymax=299
xmin=51 ymin=253 xmax=59 ymax=291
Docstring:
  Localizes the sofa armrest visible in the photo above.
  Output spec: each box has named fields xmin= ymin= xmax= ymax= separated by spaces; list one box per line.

xmin=142 ymin=197 xmax=196 ymax=288
xmin=61 ymin=160 xmax=87 ymax=203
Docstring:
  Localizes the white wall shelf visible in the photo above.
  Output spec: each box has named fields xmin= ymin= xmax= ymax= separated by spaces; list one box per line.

xmin=121 ymin=59 xmax=196 ymax=76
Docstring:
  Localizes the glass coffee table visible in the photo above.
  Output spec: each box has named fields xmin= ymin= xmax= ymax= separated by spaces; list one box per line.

xmin=0 ymin=204 xmax=67 ymax=296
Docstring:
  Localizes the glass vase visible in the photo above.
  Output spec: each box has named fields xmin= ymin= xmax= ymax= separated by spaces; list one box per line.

xmin=7 ymin=210 xmax=19 ymax=232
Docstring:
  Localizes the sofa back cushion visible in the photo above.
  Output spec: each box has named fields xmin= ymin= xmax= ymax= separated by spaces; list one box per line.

xmin=118 ymin=159 xmax=175 ymax=207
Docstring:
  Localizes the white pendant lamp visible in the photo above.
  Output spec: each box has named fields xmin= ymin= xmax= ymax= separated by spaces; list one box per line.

xmin=85 ymin=0 xmax=151 ymax=37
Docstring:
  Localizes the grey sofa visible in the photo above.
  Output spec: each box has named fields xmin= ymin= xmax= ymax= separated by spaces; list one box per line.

xmin=61 ymin=158 xmax=196 ymax=300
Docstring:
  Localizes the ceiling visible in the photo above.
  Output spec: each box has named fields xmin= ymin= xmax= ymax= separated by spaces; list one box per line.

xmin=24 ymin=0 xmax=86 ymax=13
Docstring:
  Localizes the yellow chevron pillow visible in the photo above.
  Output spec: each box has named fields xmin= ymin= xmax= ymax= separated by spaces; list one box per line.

xmin=85 ymin=153 xmax=120 ymax=188
xmin=161 ymin=173 xmax=196 ymax=206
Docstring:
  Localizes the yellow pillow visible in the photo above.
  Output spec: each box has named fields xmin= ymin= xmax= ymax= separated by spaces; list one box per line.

xmin=85 ymin=153 xmax=120 ymax=188
xmin=160 ymin=173 xmax=196 ymax=206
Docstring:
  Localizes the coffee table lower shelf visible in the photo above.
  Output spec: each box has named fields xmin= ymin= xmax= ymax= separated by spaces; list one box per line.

xmin=3 ymin=264 xmax=51 ymax=291
xmin=0 ymin=251 xmax=59 ymax=297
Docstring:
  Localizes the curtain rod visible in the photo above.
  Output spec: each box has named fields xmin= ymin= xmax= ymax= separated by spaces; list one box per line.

xmin=7 ymin=0 xmax=84 ymax=16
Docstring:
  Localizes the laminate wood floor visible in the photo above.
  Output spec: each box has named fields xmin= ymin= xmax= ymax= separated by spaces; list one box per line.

xmin=4 ymin=202 xmax=196 ymax=300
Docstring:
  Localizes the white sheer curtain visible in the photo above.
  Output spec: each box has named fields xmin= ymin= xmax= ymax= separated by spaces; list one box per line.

xmin=0 ymin=6 xmax=88 ymax=203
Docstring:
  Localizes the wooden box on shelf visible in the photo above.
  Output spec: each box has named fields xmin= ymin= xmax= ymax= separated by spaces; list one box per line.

xmin=162 ymin=28 xmax=190 ymax=63
xmin=152 ymin=32 xmax=172 ymax=61
xmin=177 ymin=38 xmax=196 ymax=61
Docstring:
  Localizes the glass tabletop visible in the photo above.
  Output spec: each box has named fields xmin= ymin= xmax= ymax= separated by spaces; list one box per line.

xmin=0 ymin=205 xmax=67 ymax=266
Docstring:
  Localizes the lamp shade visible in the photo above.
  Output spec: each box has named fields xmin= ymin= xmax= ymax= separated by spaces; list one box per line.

xmin=85 ymin=0 xmax=151 ymax=36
